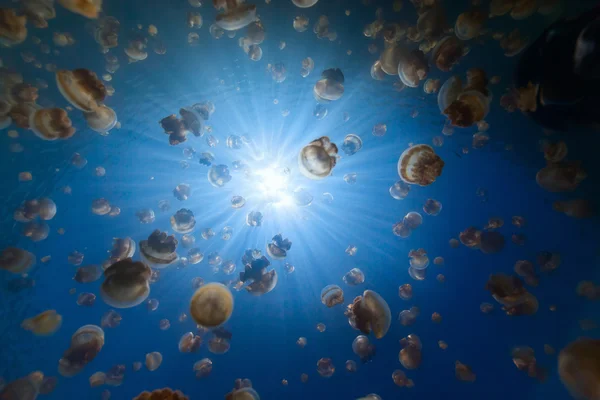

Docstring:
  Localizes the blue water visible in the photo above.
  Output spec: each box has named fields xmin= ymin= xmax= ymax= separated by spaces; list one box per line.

xmin=1 ymin=0 xmax=600 ymax=399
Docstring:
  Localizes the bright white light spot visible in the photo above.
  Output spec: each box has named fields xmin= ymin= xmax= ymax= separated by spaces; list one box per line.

xmin=257 ymin=167 xmax=288 ymax=199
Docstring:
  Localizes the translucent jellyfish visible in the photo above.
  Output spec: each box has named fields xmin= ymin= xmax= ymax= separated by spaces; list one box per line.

xmin=187 ymin=11 xmax=203 ymax=29
xmin=75 ymin=265 xmax=102 ymax=283
xmin=239 ymin=256 xmax=277 ymax=295
xmin=352 ymin=335 xmax=376 ymax=362
xmin=213 ymin=0 xmax=257 ymax=31
xmin=380 ymin=44 xmax=407 ymax=75
xmin=298 ymin=137 xmax=338 ymax=180
xmin=479 ymin=231 xmax=505 ymax=254
xmin=392 ymin=370 xmax=412 ymax=387
xmin=207 ymin=252 xmax=223 ymax=268
xmin=299 ymin=57 xmax=315 ymax=78
xmin=22 ymin=221 xmax=50 ymax=242
xmin=536 ymin=162 xmax=586 ymax=192
xmin=139 ymin=230 xmax=178 ymax=268
xmin=0 ymin=247 xmax=35 ymax=275
xmin=346 ymin=360 xmax=357 ymax=372
xmin=408 ymin=249 xmax=429 ymax=270
xmin=133 ymin=388 xmax=188 ymax=400
xmin=424 ymin=79 xmax=441 ymax=95
xmin=317 ymin=358 xmax=335 ymax=377
xmin=553 ymin=199 xmax=595 ymax=219
xmin=84 ymin=105 xmax=117 ymax=134
xmin=313 ymin=68 xmax=345 ymax=103
xmin=57 ymin=0 xmax=102 ymax=19
xmin=179 ymin=332 xmax=202 ymax=353
xmin=145 ymin=352 xmax=162 ymax=371
xmin=343 ymin=268 xmax=365 ymax=286
xmin=370 ymin=60 xmax=386 ymax=81
xmin=343 ymin=173 xmax=357 ymax=185
xmin=100 ymin=310 xmax=121 ymax=328
xmin=543 ymin=141 xmax=568 ymax=162
xmin=398 ymin=307 xmax=419 ymax=326
xmin=0 ymin=371 xmax=45 ymax=400
xmin=208 ymin=165 xmax=232 ymax=188
xmin=0 ymin=9 xmax=28 ymax=47
xmin=480 ymin=302 xmax=494 ymax=314
xmin=100 ymin=258 xmax=151 ymax=308
xmin=431 ymin=312 xmax=442 ymax=323
xmin=296 ymin=337 xmax=307 ymax=348
xmin=186 ymin=249 xmax=203 ymax=265
xmin=269 ymin=62 xmax=287 ymax=83
xmin=28 ymin=108 xmax=76 ymax=141
xmin=321 ymin=285 xmax=344 ymax=307
xmin=222 ymin=260 xmax=236 ymax=275
xmin=134 ymin=209 xmax=154 ymax=224
xmin=339 ymin=134 xmax=363 ymax=157
xmin=267 ymin=234 xmax=292 ymax=260
xmin=284 ymin=263 xmax=295 ymax=274
xmin=124 ymin=38 xmax=148 ymax=62
xmin=397 ymin=145 xmax=444 ymax=186
xmin=558 ymin=339 xmax=600 ymax=400
xmin=398 ymin=283 xmax=413 ymax=300
xmin=190 ymin=283 xmax=233 ymax=327
xmin=399 ymin=334 xmax=422 ymax=369
xmin=455 ymin=10 xmax=486 ymax=40
xmin=460 ymin=227 xmax=481 ymax=248
xmin=58 ymin=325 xmax=105 ymax=377
xmin=313 ymin=104 xmax=328 ymax=119
xmin=345 ymin=290 xmax=391 ymax=339
xmin=485 ymin=274 xmax=538 ymax=316
xmin=389 ymin=180 xmax=410 ymax=200
xmin=246 ymin=211 xmax=263 ymax=226
xmin=108 ymin=237 xmax=136 ymax=265
xmin=408 ymin=265 xmax=426 ymax=281
xmin=537 ymin=251 xmax=561 ymax=273
xmin=56 ymin=69 xmax=106 ymax=112
xmin=194 ymin=358 xmax=212 ymax=379
xmin=170 ymin=209 xmax=196 ymax=234
xmin=455 ymin=361 xmax=476 ymax=382
xmin=398 ymin=50 xmax=429 ymax=88
xmin=500 ymin=28 xmax=529 ymax=57
xmin=431 ymin=36 xmax=466 ymax=72
xmin=146 ymin=298 xmax=159 ymax=312
xmin=21 ymin=310 xmax=62 ymax=336
xmin=293 ymin=0 xmax=318 ymax=7
xmin=173 ymin=183 xmax=191 ymax=201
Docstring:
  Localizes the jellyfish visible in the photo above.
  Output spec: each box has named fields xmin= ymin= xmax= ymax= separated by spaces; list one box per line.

xmin=370 ymin=60 xmax=386 ymax=81
xmin=21 ymin=310 xmax=62 ymax=336
xmin=139 ymin=230 xmax=178 ymax=269
xmin=189 ymin=283 xmax=233 ymax=327
xmin=298 ymin=137 xmax=338 ymax=180
xmin=314 ymin=68 xmax=345 ymax=103
xmin=160 ymin=115 xmax=187 ymax=145
xmin=266 ymin=234 xmax=292 ymax=260
xmin=84 ymin=105 xmax=117 ymax=134
xmin=500 ymin=28 xmax=529 ymax=57
xmin=480 ymin=302 xmax=494 ymax=314
xmin=431 ymin=36 xmax=466 ymax=72
xmin=1 ymin=247 xmax=36 ymax=274
xmin=10 ymin=82 xmax=39 ymax=103
xmin=208 ymin=165 xmax=232 ymax=188
xmin=221 ymin=260 xmax=236 ymax=275
xmin=455 ymin=361 xmax=476 ymax=382
xmin=296 ymin=337 xmax=307 ymax=348
xmin=56 ymin=69 xmax=106 ymax=112
xmin=57 ymin=0 xmax=102 ymax=18
xmin=380 ymin=44 xmax=408 ymax=75
xmin=59 ymin=325 xmax=105 ymax=377
xmin=345 ymin=290 xmax=391 ymax=339
xmin=145 ymin=352 xmax=162 ymax=372
xmin=300 ymin=57 xmax=314 ymax=77
xmin=389 ymin=180 xmax=410 ymax=200
xmin=455 ymin=10 xmax=486 ymax=40
xmin=397 ymin=144 xmax=444 ymax=186
xmin=100 ymin=258 xmax=151 ymax=309
xmin=398 ymin=283 xmax=413 ymax=300
xmin=213 ymin=0 xmax=257 ymax=31
xmin=398 ymin=307 xmax=419 ymax=326
xmin=399 ymin=334 xmax=422 ymax=369
xmin=352 ymin=335 xmax=376 ymax=363
xmin=537 ymin=251 xmax=561 ymax=273
xmin=27 ymin=108 xmax=75 ymax=141
xmin=245 ymin=211 xmax=263 ymax=226
xmin=398 ymin=50 xmax=428 ymax=88
xmin=316 ymin=358 xmax=335 ymax=378
xmin=179 ymin=332 xmax=202 ymax=353
xmin=100 ymin=310 xmax=121 ymax=328
xmin=108 ymin=237 xmax=136 ymax=265
xmin=0 ymin=9 xmax=28 ymax=47
xmin=187 ymin=11 xmax=203 ymax=29
xmin=343 ymin=268 xmax=365 ymax=286
xmin=0 ymin=371 xmax=45 ymax=400
xmin=542 ymin=141 xmax=568 ymax=163
xmin=22 ymin=221 xmax=50 ymax=242
xmin=169 ymin=209 xmax=196 ymax=234
xmin=460 ymin=227 xmax=481 ymax=248
xmin=321 ymin=285 xmax=344 ymax=307
xmin=536 ymin=162 xmax=587 ymax=192
xmin=136 ymin=209 xmax=155 ymax=224
xmin=124 ymin=38 xmax=148 ymax=62
xmin=293 ymin=0 xmax=318 ymax=7
xmin=553 ymin=199 xmax=595 ymax=219
xmin=75 ymin=265 xmax=103 ymax=283
xmin=194 ymin=359 xmax=213 ymax=379
xmin=239 ymin=256 xmax=277 ymax=295
xmin=479 ymin=231 xmax=505 ymax=254
xmin=408 ymin=249 xmax=429 ymax=270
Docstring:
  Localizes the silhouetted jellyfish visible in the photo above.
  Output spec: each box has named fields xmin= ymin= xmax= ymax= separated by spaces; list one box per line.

xmin=266 ymin=234 xmax=292 ymax=260
xmin=21 ymin=310 xmax=62 ymax=336
xmin=145 ymin=352 xmax=162 ymax=372
xmin=455 ymin=361 xmax=476 ymax=382
xmin=431 ymin=36 xmax=466 ymax=72
xmin=398 ymin=50 xmax=428 ymax=87
xmin=399 ymin=334 xmax=422 ymax=369
xmin=56 ymin=69 xmax=105 ymax=112
xmin=537 ymin=251 xmax=561 ymax=273
xmin=179 ymin=332 xmax=202 ymax=353
xmin=431 ymin=312 xmax=443 ymax=323
xmin=194 ymin=358 xmax=212 ymax=379
xmin=239 ymin=256 xmax=277 ymax=295
xmin=397 ymin=144 xmax=444 ymax=186
xmin=479 ymin=231 xmax=505 ymax=254
xmin=559 ymin=338 xmax=600 ymax=400
xmin=189 ymin=283 xmax=233 ymax=327
xmin=100 ymin=258 xmax=151 ymax=309
xmin=408 ymin=249 xmax=429 ymax=270
xmin=75 ymin=265 xmax=102 ymax=283
xmin=139 ymin=230 xmax=178 ymax=269
xmin=346 ymin=360 xmax=357 ymax=372
xmin=100 ymin=310 xmax=121 ymax=328
xmin=0 ymin=371 xmax=44 ymax=400
xmin=340 ymin=134 xmax=362 ymax=156
xmin=59 ymin=325 xmax=105 ymax=377
xmin=313 ymin=68 xmax=344 ymax=103
xmin=169 ymin=209 xmax=195 ymax=234
xmin=316 ymin=358 xmax=335 ymax=377
xmin=500 ymin=28 xmax=529 ymax=57
xmin=398 ymin=284 xmax=413 ymax=300
xmin=298 ymin=137 xmax=338 ymax=180
xmin=553 ymin=199 xmax=595 ymax=219
xmin=23 ymin=221 xmax=50 ymax=242
xmin=345 ymin=290 xmax=391 ymax=339
xmin=1 ymin=247 xmax=35 ymax=274
xmin=536 ymin=162 xmax=587 ymax=192
xmin=398 ymin=307 xmax=419 ymax=326
xmin=245 ymin=211 xmax=263 ymax=227
xmin=455 ymin=9 xmax=486 ymax=40
xmin=542 ymin=141 xmax=568 ymax=163
xmin=207 ymin=165 xmax=232 ymax=188
xmin=321 ymin=285 xmax=344 ymax=307
xmin=173 ymin=183 xmax=191 ymax=201
xmin=343 ymin=268 xmax=365 ymax=286
xmin=133 ymin=388 xmax=188 ymax=400
xmin=29 ymin=108 xmax=76 ymax=141
xmin=293 ymin=0 xmax=318 ymax=7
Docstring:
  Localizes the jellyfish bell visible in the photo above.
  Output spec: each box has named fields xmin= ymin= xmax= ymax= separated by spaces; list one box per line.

xmin=59 ymin=325 xmax=105 ymax=377
xmin=399 ymin=334 xmax=422 ymax=369
xmin=380 ymin=44 xmax=408 ymax=75
xmin=298 ymin=136 xmax=338 ymax=180
xmin=57 ymin=0 xmax=102 ymax=19
xmin=100 ymin=258 xmax=151 ymax=308
xmin=398 ymin=50 xmax=428 ymax=87
xmin=346 ymin=290 xmax=391 ymax=339
xmin=208 ymin=165 xmax=232 ymax=187
xmin=139 ymin=230 xmax=178 ymax=269
xmin=432 ymin=36 xmax=466 ymax=72
xmin=313 ymin=68 xmax=345 ymax=103
xmin=214 ymin=1 xmax=257 ymax=31
xmin=455 ymin=10 xmax=486 ymax=40
xmin=559 ymin=338 xmax=600 ymax=400
xmin=341 ymin=134 xmax=363 ymax=156
xmin=536 ymin=162 xmax=587 ymax=192
xmin=397 ymin=144 xmax=445 ymax=186
xmin=170 ymin=209 xmax=196 ymax=234
xmin=321 ymin=285 xmax=344 ymax=307
xmin=343 ymin=268 xmax=365 ymax=286
xmin=292 ymin=0 xmax=318 ymax=7
xmin=56 ymin=69 xmax=106 ymax=112
xmin=1 ymin=247 xmax=36 ymax=274
xmin=553 ymin=199 xmax=595 ymax=219
xmin=408 ymin=248 xmax=429 ymax=270
xmin=189 ymin=283 xmax=233 ymax=328
xmin=479 ymin=231 xmax=505 ymax=254
xmin=266 ymin=234 xmax=292 ymax=260
xmin=445 ymin=90 xmax=491 ymax=128
xmin=84 ymin=105 xmax=117 ymax=133
xmin=179 ymin=332 xmax=202 ymax=353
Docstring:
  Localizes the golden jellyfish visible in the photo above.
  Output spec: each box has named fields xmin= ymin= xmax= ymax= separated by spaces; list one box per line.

xmin=108 ymin=237 xmax=136 ymax=265
xmin=416 ymin=4 xmax=447 ymax=41
xmin=194 ymin=358 xmax=213 ymax=379
xmin=480 ymin=302 xmax=494 ymax=314
xmin=370 ymin=60 xmax=386 ymax=81
xmin=558 ymin=338 xmax=600 ymax=400
xmin=189 ymin=283 xmax=233 ymax=328
xmin=297 ymin=337 xmax=307 ymax=348
xmin=134 ymin=388 xmax=188 ymax=400
xmin=397 ymin=144 xmax=445 ymax=186
xmin=170 ymin=209 xmax=196 ymax=234
xmin=353 ymin=335 xmax=376 ymax=362
xmin=139 ymin=230 xmax=178 ymax=268
xmin=479 ymin=231 xmax=505 ymax=254
xmin=398 ymin=283 xmax=413 ymax=300
xmin=455 ymin=9 xmax=486 ymax=40
xmin=84 ymin=105 xmax=117 ymax=134
xmin=409 ymin=248 xmax=428 ymax=270
xmin=321 ymin=285 xmax=344 ymax=307
xmin=56 ymin=69 xmax=106 ymax=112
xmin=343 ymin=268 xmax=365 ymax=286
xmin=21 ymin=310 xmax=62 ymax=336
xmin=300 ymin=57 xmax=315 ymax=78
xmin=514 ymin=260 xmax=539 ymax=287
xmin=1 ymin=247 xmax=35 ymax=274
xmin=179 ymin=332 xmax=202 ymax=353
xmin=536 ymin=162 xmax=587 ymax=192
xmin=392 ymin=370 xmax=412 ymax=387
xmin=0 ymin=9 xmax=28 ymax=47
xmin=543 ymin=141 xmax=568 ymax=162
xmin=398 ymin=307 xmax=419 ymax=326
xmin=424 ymin=78 xmax=441 ymax=94
xmin=74 ymin=265 xmax=103 ymax=283
xmin=58 ymin=0 xmax=102 ymax=19
xmin=399 ymin=334 xmax=422 ymax=369
xmin=500 ymin=29 xmax=529 ymax=57
xmin=89 ymin=371 xmax=106 ymax=387
xmin=459 ymin=227 xmax=481 ymax=248
xmin=267 ymin=234 xmax=292 ymax=260
xmin=19 ymin=171 xmax=33 ymax=182
xmin=29 ymin=108 xmax=75 ymax=141
xmin=101 ymin=310 xmax=121 ymax=328
xmin=239 ymin=256 xmax=277 ymax=294
xmin=431 ymin=312 xmax=442 ymax=323
xmin=187 ymin=12 xmax=203 ymax=29
xmin=53 ymin=32 xmax=74 ymax=47
xmin=455 ymin=361 xmax=476 ymax=382
xmin=293 ymin=15 xmax=309 ymax=32
xmin=298 ymin=136 xmax=338 ymax=180
xmin=10 ymin=82 xmax=39 ymax=103
xmin=213 ymin=0 xmax=257 ymax=31
xmin=23 ymin=221 xmax=50 ymax=242
xmin=380 ymin=44 xmax=408 ymax=75
xmin=0 ymin=371 xmax=44 ymax=400
xmin=313 ymin=68 xmax=344 ymax=103
xmin=345 ymin=290 xmax=391 ymax=339
xmin=59 ymin=325 xmax=105 ymax=377
xmin=225 ymin=378 xmax=259 ymax=400
xmin=431 ymin=35 xmax=466 ymax=71
xmin=145 ymin=352 xmax=163 ymax=371
xmin=439 ymin=340 xmax=448 ymax=350
xmin=346 ymin=360 xmax=357 ymax=372
xmin=398 ymin=50 xmax=429 ymax=87
xmin=317 ymin=358 xmax=335 ymax=377
xmin=393 ymin=221 xmax=410 ymax=237
xmin=553 ymin=199 xmax=595 ymax=219
xmin=10 ymin=102 xmax=37 ymax=129
xmin=293 ymin=0 xmax=318 ymax=7
xmin=100 ymin=258 xmax=151 ymax=309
